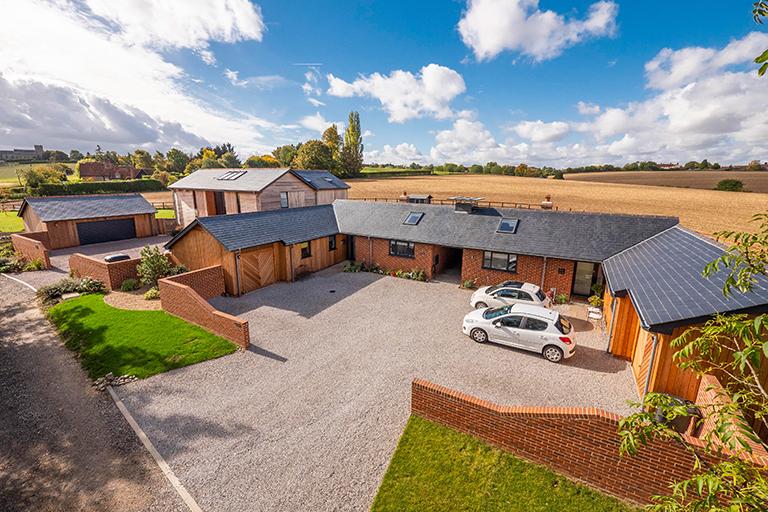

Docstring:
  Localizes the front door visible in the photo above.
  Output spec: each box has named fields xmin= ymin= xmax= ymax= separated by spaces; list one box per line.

xmin=347 ymin=236 xmax=355 ymax=260
xmin=572 ymin=261 xmax=596 ymax=296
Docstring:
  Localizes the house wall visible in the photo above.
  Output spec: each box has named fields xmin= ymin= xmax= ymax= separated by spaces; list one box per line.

xmin=238 ymin=192 xmax=259 ymax=213
xmin=173 ymin=190 xmax=196 ymax=227
xmin=258 ymin=173 xmax=316 ymax=210
xmin=284 ymin=234 xmax=347 ymax=281
xmin=167 ymin=224 xmax=239 ymax=295
xmin=20 ymin=207 xmax=44 ymax=232
xmin=224 ymin=192 xmax=240 ymax=214
xmin=354 ymin=236 xmax=440 ymax=279
xmin=461 ymin=249 xmax=576 ymax=298
xmin=317 ymin=189 xmax=348 ymax=204
xmin=40 ymin=214 xmax=156 ymax=249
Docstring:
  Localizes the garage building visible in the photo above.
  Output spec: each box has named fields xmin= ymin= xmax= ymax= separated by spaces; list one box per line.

xmin=18 ymin=194 xmax=160 ymax=249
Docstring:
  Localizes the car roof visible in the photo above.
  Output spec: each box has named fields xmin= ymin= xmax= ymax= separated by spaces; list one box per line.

xmin=507 ymin=303 xmax=558 ymax=321
xmin=520 ymin=282 xmax=540 ymax=293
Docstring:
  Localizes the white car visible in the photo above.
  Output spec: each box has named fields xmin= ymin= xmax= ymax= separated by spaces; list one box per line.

xmin=469 ymin=280 xmax=551 ymax=309
xmin=462 ymin=303 xmax=575 ymax=363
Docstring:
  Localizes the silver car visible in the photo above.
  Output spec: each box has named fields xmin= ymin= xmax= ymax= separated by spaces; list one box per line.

xmin=469 ymin=280 xmax=551 ymax=309
xmin=462 ymin=303 xmax=575 ymax=363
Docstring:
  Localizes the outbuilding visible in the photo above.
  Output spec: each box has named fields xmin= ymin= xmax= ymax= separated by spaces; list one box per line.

xmin=18 ymin=194 xmax=160 ymax=249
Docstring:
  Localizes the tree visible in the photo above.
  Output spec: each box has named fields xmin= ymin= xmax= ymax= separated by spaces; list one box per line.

xmin=165 ymin=148 xmax=190 ymax=174
xmin=136 ymin=246 xmax=186 ymax=288
xmin=322 ymin=124 xmax=342 ymax=159
xmin=243 ymin=154 xmax=281 ymax=168
xmin=293 ymin=140 xmax=334 ymax=170
xmin=469 ymin=164 xmax=484 ymax=174
xmin=747 ymin=160 xmax=763 ymax=171
xmin=16 ymin=165 xmax=66 ymax=190
xmin=618 ymin=212 xmax=768 ymax=511
xmin=46 ymin=150 xmax=68 ymax=162
xmin=212 ymin=143 xmax=236 ymax=159
xmin=218 ymin=151 xmax=240 ymax=168
xmin=715 ymin=179 xmax=744 ymax=192
xmin=272 ymin=144 xmax=300 ymax=167
xmin=339 ymin=111 xmax=364 ymax=177
xmin=131 ymin=149 xmax=153 ymax=169
xmin=69 ymin=149 xmax=83 ymax=161
xmin=753 ymin=2 xmax=768 ymax=75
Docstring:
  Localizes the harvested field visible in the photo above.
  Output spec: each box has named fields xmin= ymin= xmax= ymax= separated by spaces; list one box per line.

xmin=347 ymin=174 xmax=767 ymax=235
xmin=565 ymin=170 xmax=768 ymax=193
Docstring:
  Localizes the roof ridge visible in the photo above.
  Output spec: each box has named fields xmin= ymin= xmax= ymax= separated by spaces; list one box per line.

xmin=604 ymin=225 xmax=682 ymax=261
xmin=26 ymin=192 xmax=143 ymax=200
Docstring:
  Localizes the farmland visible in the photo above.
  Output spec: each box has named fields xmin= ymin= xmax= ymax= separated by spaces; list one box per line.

xmin=0 ymin=162 xmax=76 ymax=186
xmin=346 ymin=174 xmax=767 ymax=235
xmin=565 ymin=170 xmax=768 ymax=193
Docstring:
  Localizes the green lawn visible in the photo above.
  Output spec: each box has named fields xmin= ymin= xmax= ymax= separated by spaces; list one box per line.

xmin=48 ymin=294 xmax=237 ymax=379
xmin=156 ymin=208 xmax=176 ymax=219
xmin=372 ymin=416 xmax=636 ymax=512
xmin=0 ymin=162 xmax=75 ymax=183
xmin=0 ymin=211 xmax=23 ymax=233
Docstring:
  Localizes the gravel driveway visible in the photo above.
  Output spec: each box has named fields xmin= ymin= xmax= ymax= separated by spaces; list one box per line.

xmin=116 ymin=269 xmax=637 ymax=512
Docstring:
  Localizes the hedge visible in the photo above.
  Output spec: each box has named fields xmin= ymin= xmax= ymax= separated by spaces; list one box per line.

xmin=35 ymin=179 xmax=166 ymax=196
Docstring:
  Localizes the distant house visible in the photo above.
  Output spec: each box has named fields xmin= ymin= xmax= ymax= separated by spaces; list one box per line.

xmin=169 ymin=167 xmax=350 ymax=227
xmin=78 ymin=161 xmax=148 ymax=181
xmin=0 ymin=145 xmax=44 ymax=162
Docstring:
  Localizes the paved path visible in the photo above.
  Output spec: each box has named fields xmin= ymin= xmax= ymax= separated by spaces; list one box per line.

xmin=117 ymin=271 xmax=637 ymax=512
xmin=0 ymin=276 xmax=184 ymax=512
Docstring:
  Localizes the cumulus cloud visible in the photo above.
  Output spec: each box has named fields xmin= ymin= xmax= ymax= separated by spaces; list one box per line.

xmin=366 ymin=143 xmax=427 ymax=164
xmin=327 ymin=64 xmax=466 ymax=122
xmin=299 ymin=112 xmax=342 ymax=134
xmin=0 ymin=0 xmax=281 ymax=154
xmin=458 ymin=0 xmax=618 ymax=61
xmin=225 ymin=68 xmax=288 ymax=89
xmin=513 ymin=120 xmax=570 ymax=143
xmin=302 ymin=67 xmax=323 ymax=97
xmin=577 ymin=101 xmax=601 ymax=115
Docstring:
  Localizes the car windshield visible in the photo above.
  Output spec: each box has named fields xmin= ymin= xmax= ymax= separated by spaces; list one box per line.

xmin=556 ymin=316 xmax=572 ymax=334
xmin=482 ymin=306 xmax=510 ymax=320
xmin=485 ymin=285 xmax=502 ymax=294
xmin=536 ymin=289 xmax=547 ymax=301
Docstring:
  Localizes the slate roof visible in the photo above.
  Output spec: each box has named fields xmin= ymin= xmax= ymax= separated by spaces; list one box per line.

xmin=167 ymin=205 xmax=339 ymax=252
xmin=332 ymin=200 xmax=679 ymax=262
xmin=603 ymin=226 xmax=768 ymax=332
xmin=168 ymin=168 xmax=348 ymax=192
xmin=19 ymin=194 xmax=155 ymax=222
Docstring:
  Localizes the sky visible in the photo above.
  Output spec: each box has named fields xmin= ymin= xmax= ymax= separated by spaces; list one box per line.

xmin=0 ymin=0 xmax=766 ymax=167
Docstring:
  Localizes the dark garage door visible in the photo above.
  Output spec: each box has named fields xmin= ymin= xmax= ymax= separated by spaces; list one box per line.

xmin=76 ymin=218 xmax=136 ymax=245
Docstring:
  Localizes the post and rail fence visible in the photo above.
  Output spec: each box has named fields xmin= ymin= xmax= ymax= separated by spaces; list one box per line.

xmin=351 ymin=197 xmax=562 ymax=210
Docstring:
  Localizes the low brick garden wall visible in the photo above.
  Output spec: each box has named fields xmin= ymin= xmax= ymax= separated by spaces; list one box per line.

xmin=159 ymin=266 xmax=249 ymax=349
xmin=69 ymin=253 xmax=140 ymax=290
xmin=411 ymin=379 xmax=768 ymax=505
xmin=11 ymin=232 xmax=51 ymax=268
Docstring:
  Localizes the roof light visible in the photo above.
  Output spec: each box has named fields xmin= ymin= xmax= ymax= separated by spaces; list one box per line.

xmin=217 ymin=170 xmax=246 ymax=181
xmin=403 ymin=212 xmax=424 ymax=225
xmin=497 ymin=218 xmax=519 ymax=234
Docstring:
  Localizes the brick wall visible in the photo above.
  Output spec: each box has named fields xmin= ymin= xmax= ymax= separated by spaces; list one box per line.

xmin=69 ymin=253 xmax=140 ymax=290
xmin=159 ymin=266 xmax=249 ymax=348
xmin=461 ymin=249 xmax=575 ymax=298
xmin=11 ymin=232 xmax=51 ymax=268
xmin=355 ymin=236 xmax=440 ymax=279
xmin=411 ymin=379 xmax=768 ymax=505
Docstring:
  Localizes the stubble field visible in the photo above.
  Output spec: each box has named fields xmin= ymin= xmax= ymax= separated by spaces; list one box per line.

xmin=565 ymin=170 xmax=768 ymax=193
xmin=345 ymin=174 xmax=767 ymax=235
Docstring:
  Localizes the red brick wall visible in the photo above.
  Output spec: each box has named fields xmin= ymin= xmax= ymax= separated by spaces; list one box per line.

xmin=461 ymin=249 xmax=575 ymax=298
xmin=355 ymin=236 xmax=440 ymax=279
xmin=11 ymin=232 xmax=51 ymax=268
xmin=411 ymin=379 xmax=768 ymax=505
xmin=69 ymin=253 xmax=140 ymax=290
xmin=159 ymin=266 xmax=249 ymax=348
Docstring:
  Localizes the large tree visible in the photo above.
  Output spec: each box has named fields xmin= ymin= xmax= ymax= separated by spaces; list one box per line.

xmin=272 ymin=144 xmax=300 ymax=167
xmin=165 ymin=148 xmax=190 ymax=174
xmin=339 ymin=111 xmax=363 ymax=177
xmin=243 ymin=154 xmax=281 ymax=168
xmin=322 ymin=124 xmax=342 ymax=167
xmin=292 ymin=140 xmax=334 ymax=170
xmin=131 ymin=149 xmax=153 ymax=169
xmin=754 ymin=2 xmax=768 ymax=75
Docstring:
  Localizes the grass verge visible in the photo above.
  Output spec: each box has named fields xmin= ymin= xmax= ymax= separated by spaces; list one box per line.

xmin=0 ymin=211 xmax=23 ymax=233
xmin=372 ymin=416 xmax=636 ymax=512
xmin=48 ymin=294 xmax=237 ymax=379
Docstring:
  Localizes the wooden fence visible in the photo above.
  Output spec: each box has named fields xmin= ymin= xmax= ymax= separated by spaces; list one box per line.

xmin=352 ymin=197 xmax=559 ymax=210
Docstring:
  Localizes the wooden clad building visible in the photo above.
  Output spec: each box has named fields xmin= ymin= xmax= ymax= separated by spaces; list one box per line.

xmin=17 ymin=194 xmax=160 ymax=249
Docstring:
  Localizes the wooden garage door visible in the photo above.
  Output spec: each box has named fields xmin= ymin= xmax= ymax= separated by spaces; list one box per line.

xmin=240 ymin=246 xmax=276 ymax=294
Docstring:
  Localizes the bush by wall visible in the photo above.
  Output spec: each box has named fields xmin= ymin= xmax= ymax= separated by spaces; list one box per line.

xmin=35 ymin=179 xmax=166 ymax=196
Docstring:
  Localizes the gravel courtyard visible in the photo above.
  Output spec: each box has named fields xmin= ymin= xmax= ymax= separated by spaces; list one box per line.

xmin=115 ymin=269 xmax=637 ymax=511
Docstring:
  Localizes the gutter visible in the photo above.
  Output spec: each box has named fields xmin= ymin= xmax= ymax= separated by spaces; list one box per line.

xmin=643 ymin=334 xmax=659 ymax=396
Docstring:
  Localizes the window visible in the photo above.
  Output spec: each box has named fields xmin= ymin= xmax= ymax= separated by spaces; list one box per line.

xmin=497 ymin=218 xmax=519 ymax=234
xmin=280 ymin=191 xmax=289 ymax=208
xmin=556 ymin=317 xmax=572 ymax=334
xmin=328 ymin=235 xmax=337 ymax=251
xmin=516 ymin=291 xmax=533 ymax=301
xmin=217 ymin=170 xmax=246 ymax=181
xmin=522 ymin=317 xmax=548 ymax=331
xmin=499 ymin=316 xmax=523 ymax=328
xmin=482 ymin=306 xmax=511 ymax=320
xmin=300 ymin=241 xmax=311 ymax=259
xmin=482 ymin=251 xmax=517 ymax=272
xmin=494 ymin=288 xmax=516 ymax=298
xmin=403 ymin=212 xmax=424 ymax=225
xmin=535 ymin=289 xmax=547 ymax=302
xmin=389 ymin=240 xmax=415 ymax=258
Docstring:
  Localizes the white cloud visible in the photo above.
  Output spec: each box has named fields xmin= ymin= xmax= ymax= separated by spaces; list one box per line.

xmin=362 ymin=130 xmax=374 ymax=138
xmin=366 ymin=143 xmax=426 ymax=164
xmin=198 ymin=49 xmax=217 ymax=65
xmin=645 ymin=32 xmax=768 ymax=90
xmin=298 ymin=112 xmax=342 ymax=134
xmin=430 ymin=118 xmax=514 ymax=163
xmin=302 ymin=67 xmax=323 ymax=96
xmin=577 ymin=101 xmax=601 ymax=115
xmin=0 ymin=0 xmax=278 ymax=154
xmin=458 ymin=0 xmax=618 ymax=62
xmin=327 ymin=64 xmax=466 ymax=122
xmin=513 ymin=120 xmax=570 ymax=142
xmin=307 ymin=98 xmax=325 ymax=107
xmin=225 ymin=68 xmax=288 ymax=89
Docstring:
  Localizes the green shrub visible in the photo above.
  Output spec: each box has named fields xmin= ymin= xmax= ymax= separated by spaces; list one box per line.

xmin=22 ymin=258 xmax=45 ymax=271
xmin=120 ymin=278 xmax=139 ymax=292
xmin=0 ymin=256 xmax=24 ymax=273
xmin=136 ymin=246 xmax=186 ymax=287
xmin=555 ymin=293 xmax=569 ymax=305
xmin=714 ymin=179 xmax=744 ymax=192
xmin=143 ymin=287 xmax=160 ymax=300
xmin=0 ymin=241 xmax=15 ymax=258
xmin=461 ymin=279 xmax=478 ymax=289
xmin=588 ymin=295 xmax=604 ymax=308
xmin=37 ymin=277 xmax=107 ymax=305
xmin=35 ymin=179 xmax=165 ymax=196
xmin=344 ymin=261 xmax=427 ymax=281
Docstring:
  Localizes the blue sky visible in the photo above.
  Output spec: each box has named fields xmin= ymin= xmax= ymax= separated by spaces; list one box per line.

xmin=1 ymin=1 xmax=766 ymax=166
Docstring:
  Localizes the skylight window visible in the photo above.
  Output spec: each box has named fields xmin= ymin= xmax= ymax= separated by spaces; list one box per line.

xmin=403 ymin=212 xmax=424 ymax=225
xmin=497 ymin=218 xmax=519 ymax=234
xmin=323 ymin=177 xmax=334 ymax=182
xmin=217 ymin=170 xmax=246 ymax=181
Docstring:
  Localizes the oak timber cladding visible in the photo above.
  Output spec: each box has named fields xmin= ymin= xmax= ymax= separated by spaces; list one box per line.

xmin=39 ymin=214 xmax=157 ymax=249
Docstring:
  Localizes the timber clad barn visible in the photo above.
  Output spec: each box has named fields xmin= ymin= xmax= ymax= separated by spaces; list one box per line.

xmin=169 ymin=167 xmax=349 ymax=228
xmin=166 ymin=198 xmax=768 ymax=409
xmin=18 ymin=194 xmax=159 ymax=249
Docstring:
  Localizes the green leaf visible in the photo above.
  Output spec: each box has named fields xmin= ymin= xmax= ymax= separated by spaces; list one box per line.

xmin=759 ymin=62 xmax=768 ymax=77
xmin=763 ymin=341 xmax=768 ymax=358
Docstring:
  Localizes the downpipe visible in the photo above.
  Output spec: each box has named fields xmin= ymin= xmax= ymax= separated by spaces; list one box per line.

xmin=643 ymin=334 xmax=659 ymax=396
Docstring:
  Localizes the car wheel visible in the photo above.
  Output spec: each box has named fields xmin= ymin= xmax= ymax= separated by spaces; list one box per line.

xmin=474 ymin=302 xmax=487 ymax=309
xmin=470 ymin=328 xmax=488 ymax=344
xmin=543 ymin=345 xmax=564 ymax=363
